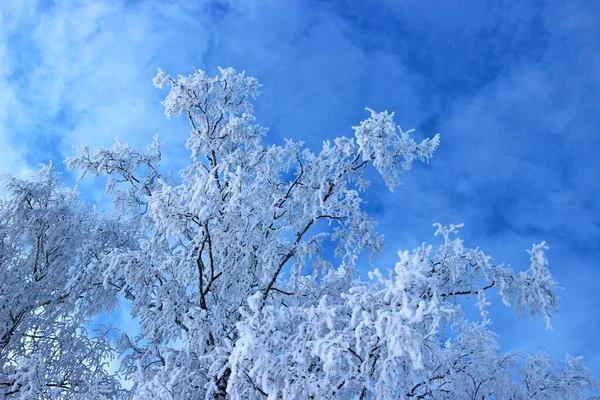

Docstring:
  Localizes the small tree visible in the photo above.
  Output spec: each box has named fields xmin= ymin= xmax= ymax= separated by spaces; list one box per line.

xmin=7 ymin=66 xmax=590 ymax=399
xmin=0 ymin=165 xmax=134 ymax=399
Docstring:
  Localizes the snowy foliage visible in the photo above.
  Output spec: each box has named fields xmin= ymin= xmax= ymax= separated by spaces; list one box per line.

xmin=0 ymin=165 xmax=135 ymax=399
xmin=2 ymin=67 xmax=596 ymax=399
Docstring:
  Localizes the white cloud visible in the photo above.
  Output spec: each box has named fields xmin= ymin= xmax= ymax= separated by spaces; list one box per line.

xmin=0 ymin=0 xmax=214 ymax=185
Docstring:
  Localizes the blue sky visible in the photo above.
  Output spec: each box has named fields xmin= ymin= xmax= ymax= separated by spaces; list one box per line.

xmin=1 ymin=0 xmax=599 ymax=378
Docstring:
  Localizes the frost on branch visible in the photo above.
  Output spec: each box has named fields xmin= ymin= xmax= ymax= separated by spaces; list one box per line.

xmin=154 ymin=67 xmax=264 ymax=160
xmin=65 ymin=136 xmax=164 ymax=214
xmin=353 ymin=108 xmax=440 ymax=190
xmin=0 ymin=165 xmax=133 ymax=399
xmin=60 ymin=67 xmax=598 ymax=398
xmin=227 ymin=225 xmax=584 ymax=399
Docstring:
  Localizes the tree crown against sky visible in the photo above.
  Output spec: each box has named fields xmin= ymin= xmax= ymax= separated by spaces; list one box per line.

xmin=0 ymin=165 xmax=135 ymax=398
xmin=1 ymin=67 xmax=597 ymax=399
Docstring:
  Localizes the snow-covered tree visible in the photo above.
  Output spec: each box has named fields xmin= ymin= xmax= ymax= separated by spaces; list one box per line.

xmin=0 ymin=165 xmax=137 ymax=399
xmin=36 ymin=66 xmax=597 ymax=398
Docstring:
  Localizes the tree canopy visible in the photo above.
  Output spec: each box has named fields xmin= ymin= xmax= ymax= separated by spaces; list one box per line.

xmin=1 ymin=67 xmax=596 ymax=399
